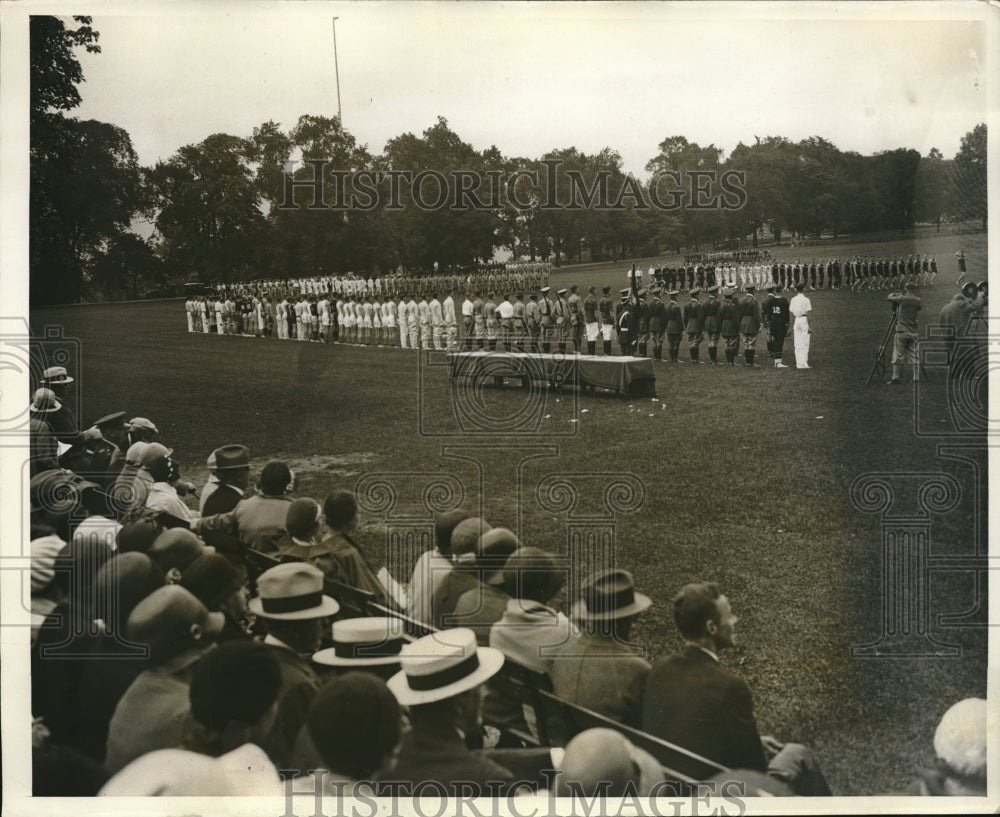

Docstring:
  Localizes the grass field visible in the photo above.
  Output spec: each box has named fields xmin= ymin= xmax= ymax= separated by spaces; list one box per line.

xmin=29 ymin=230 xmax=989 ymax=796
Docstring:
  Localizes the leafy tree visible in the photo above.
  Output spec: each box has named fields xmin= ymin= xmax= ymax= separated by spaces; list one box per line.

xmin=952 ymin=123 xmax=986 ymax=228
xmin=31 ymin=117 xmax=143 ymax=304
xmin=90 ymin=232 xmax=161 ymax=300
xmin=148 ymin=133 xmax=267 ymax=284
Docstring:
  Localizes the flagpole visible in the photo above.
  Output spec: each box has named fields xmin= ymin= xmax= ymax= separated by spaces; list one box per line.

xmin=332 ymin=17 xmax=342 ymax=125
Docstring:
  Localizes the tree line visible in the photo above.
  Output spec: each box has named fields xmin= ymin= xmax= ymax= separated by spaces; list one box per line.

xmin=30 ymin=17 xmax=987 ymax=305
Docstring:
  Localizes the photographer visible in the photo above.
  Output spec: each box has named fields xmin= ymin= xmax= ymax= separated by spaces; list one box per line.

xmin=886 ymin=282 xmax=922 ymax=385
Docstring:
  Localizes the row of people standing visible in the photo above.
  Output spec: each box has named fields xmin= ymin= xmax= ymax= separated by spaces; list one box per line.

xmin=643 ymin=254 xmax=938 ymax=293
xmin=614 ymin=283 xmax=812 ymax=369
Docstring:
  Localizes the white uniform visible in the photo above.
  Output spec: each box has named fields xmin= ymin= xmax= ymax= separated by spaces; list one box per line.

xmin=790 ymin=291 xmax=812 ymax=369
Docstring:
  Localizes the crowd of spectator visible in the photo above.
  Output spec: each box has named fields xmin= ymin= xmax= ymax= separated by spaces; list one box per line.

xmin=27 ymin=378 xmax=985 ymax=799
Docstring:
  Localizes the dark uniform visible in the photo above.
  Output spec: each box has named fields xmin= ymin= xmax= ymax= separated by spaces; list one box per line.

xmin=647 ymin=290 xmax=667 ymax=361
xmin=766 ymin=288 xmax=791 ymax=367
xmin=616 ymin=292 xmax=634 ymax=356
xmin=634 ymin=293 xmax=650 ymax=357
xmin=702 ymin=286 xmax=722 ymax=364
xmin=737 ymin=289 xmax=763 ymax=367
xmin=664 ymin=293 xmax=684 ymax=363
xmin=683 ymin=290 xmax=705 ymax=364
xmin=718 ymin=291 xmax=741 ymax=365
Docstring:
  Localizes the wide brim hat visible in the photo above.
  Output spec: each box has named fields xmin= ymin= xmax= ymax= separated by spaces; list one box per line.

xmin=127 ymin=417 xmax=159 ymax=434
xmin=248 ymin=561 xmax=340 ymax=620
xmin=539 ymin=286 xmax=551 ymax=293
xmin=689 ymin=288 xmax=701 ymax=296
xmin=42 ymin=366 xmax=73 ymax=385
xmin=707 ymin=285 xmax=720 ymax=293
xmin=93 ymin=411 xmax=127 ymax=429
xmin=571 ymin=568 xmax=652 ymax=622
xmin=386 ymin=627 xmax=505 ymax=706
xmin=313 ymin=617 xmax=408 ymax=667
xmin=30 ymin=389 xmax=62 ymax=413
xmin=211 ymin=444 xmax=251 ymax=470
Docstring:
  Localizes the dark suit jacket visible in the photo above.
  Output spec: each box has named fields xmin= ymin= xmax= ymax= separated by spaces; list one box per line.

xmin=641 ymin=645 xmax=766 ymax=771
xmin=262 ymin=643 xmax=320 ymax=768
xmin=201 ymin=484 xmax=243 ymax=516
xmin=380 ymin=720 xmax=514 ymax=796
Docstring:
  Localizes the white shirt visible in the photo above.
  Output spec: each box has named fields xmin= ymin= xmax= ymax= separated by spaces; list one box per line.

xmin=443 ymin=296 xmax=457 ymax=324
xmin=497 ymin=300 xmax=514 ymax=319
xmin=790 ymin=292 xmax=812 ymax=318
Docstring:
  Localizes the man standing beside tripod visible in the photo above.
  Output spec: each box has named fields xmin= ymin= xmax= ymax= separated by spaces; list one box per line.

xmin=886 ymin=282 xmax=922 ymax=385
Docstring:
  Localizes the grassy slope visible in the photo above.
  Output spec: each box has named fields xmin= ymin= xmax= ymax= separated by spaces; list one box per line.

xmin=31 ymin=230 xmax=988 ymax=795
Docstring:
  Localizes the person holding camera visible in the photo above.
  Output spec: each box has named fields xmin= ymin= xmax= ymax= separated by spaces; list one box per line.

xmin=886 ymin=282 xmax=922 ymax=385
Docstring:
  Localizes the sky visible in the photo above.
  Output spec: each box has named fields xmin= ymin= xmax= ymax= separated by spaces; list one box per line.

xmin=47 ymin=1 xmax=991 ymax=176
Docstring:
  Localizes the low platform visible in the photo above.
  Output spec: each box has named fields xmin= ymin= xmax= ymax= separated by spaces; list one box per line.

xmin=448 ymin=350 xmax=656 ymax=397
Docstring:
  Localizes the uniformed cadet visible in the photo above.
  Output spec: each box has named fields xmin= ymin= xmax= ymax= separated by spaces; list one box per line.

xmin=683 ymin=288 xmax=705 ymax=364
xmin=472 ymin=291 xmax=486 ymax=349
xmin=647 ymin=286 xmax=667 ymax=361
xmin=616 ymin=289 xmax=634 ymax=356
xmin=539 ymin=287 xmax=555 ymax=353
xmin=634 ymin=290 xmax=650 ymax=357
xmin=582 ymin=287 xmax=600 ymax=356
xmin=525 ymin=293 xmax=541 ymax=353
xmin=483 ymin=292 xmax=499 ymax=351
xmin=598 ymin=286 xmax=615 ymax=356
xmin=738 ymin=285 xmax=763 ymax=367
xmin=702 ymin=284 xmax=722 ymax=364
xmin=553 ymin=288 xmax=569 ymax=353
xmin=718 ymin=287 xmax=741 ymax=366
xmin=567 ymin=285 xmax=584 ymax=352
xmin=664 ymin=290 xmax=684 ymax=363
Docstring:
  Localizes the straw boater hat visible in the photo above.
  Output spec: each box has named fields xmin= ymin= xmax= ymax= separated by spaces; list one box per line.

xmin=248 ymin=562 xmax=340 ymax=620
xmin=571 ymin=569 xmax=652 ymax=622
xmin=42 ymin=366 xmax=73 ymax=385
xmin=313 ymin=617 xmax=408 ymax=667
xmin=386 ymin=627 xmax=504 ymax=706
xmin=30 ymin=388 xmax=61 ymax=413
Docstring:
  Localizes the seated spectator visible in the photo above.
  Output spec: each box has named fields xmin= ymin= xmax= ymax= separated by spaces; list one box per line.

xmin=182 ymin=640 xmax=283 ymax=759
xmin=300 ymin=671 xmax=404 ymax=797
xmin=180 ymin=551 xmax=251 ymax=641
xmin=125 ymin=416 xmax=158 ymax=445
xmin=146 ymin=528 xmax=210 ymax=583
xmin=382 ymin=628 xmax=513 ymax=796
xmin=905 ymin=697 xmax=986 ymax=796
xmin=275 ymin=498 xmax=330 ymax=565
xmin=104 ymin=585 xmax=224 ymax=773
xmin=431 ymin=516 xmax=491 ymax=629
xmin=485 ymin=547 xmax=573 ymax=740
xmin=641 ymin=582 xmax=830 ymax=796
xmin=98 ymin=744 xmax=280 ymax=796
xmin=108 ymin=441 xmax=149 ymax=515
xmin=140 ymin=443 xmax=196 ymax=522
xmin=320 ymin=490 xmax=387 ymax=605
xmin=552 ymin=728 xmax=664 ymax=797
xmin=449 ymin=527 xmax=520 ymax=644
xmin=70 ymin=552 xmax=166 ymax=762
xmin=200 ymin=444 xmax=251 ymax=515
xmin=550 ymin=569 xmax=651 ymax=728
xmin=115 ymin=512 xmax=162 ymax=554
xmin=312 ymin=617 xmax=407 ymax=681
xmin=196 ymin=459 xmax=296 ymax=553
xmin=249 ymin=562 xmax=339 ymax=766
xmin=408 ymin=509 xmax=469 ymax=626
xmin=71 ymin=482 xmax=122 ymax=552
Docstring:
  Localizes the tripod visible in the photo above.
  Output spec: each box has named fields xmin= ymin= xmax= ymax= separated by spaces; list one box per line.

xmin=866 ymin=311 xmax=930 ymax=384
xmin=866 ymin=313 xmax=897 ymax=384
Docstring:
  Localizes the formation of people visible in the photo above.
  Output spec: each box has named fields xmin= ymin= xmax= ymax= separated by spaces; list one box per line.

xmin=642 ymin=253 xmax=940 ymax=293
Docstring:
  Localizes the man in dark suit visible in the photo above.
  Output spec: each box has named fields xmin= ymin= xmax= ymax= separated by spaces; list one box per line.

xmin=641 ymin=582 xmax=830 ymax=795
xmin=249 ymin=562 xmax=340 ymax=767
xmin=201 ymin=444 xmax=251 ymax=516
xmin=383 ymin=628 xmax=522 ymax=796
